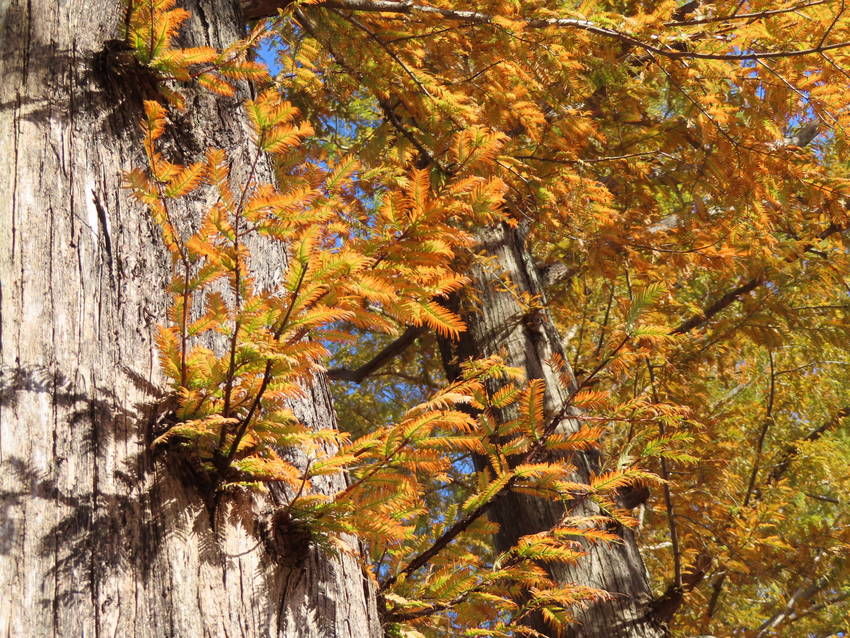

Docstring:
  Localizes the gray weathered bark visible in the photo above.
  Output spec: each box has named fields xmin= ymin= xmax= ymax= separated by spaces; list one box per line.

xmin=0 ymin=0 xmax=380 ymax=635
xmin=441 ymin=224 xmax=665 ymax=638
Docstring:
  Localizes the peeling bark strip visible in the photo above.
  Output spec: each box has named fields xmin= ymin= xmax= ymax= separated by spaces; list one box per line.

xmin=0 ymin=1 xmax=379 ymax=636
xmin=441 ymin=225 xmax=664 ymax=638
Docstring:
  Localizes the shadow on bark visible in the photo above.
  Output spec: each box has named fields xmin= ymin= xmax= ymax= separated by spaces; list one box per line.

xmin=0 ymin=2 xmax=161 ymax=136
xmin=0 ymin=365 xmax=245 ymax=598
xmin=0 ymin=363 xmax=336 ymax=616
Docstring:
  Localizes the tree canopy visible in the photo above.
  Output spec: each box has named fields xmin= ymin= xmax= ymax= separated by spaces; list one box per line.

xmin=126 ymin=0 xmax=850 ymax=635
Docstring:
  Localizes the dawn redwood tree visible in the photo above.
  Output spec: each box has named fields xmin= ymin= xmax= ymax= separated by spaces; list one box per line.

xmin=5 ymin=0 xmax=850 ymax=637
xmin=439 ymin=224 xmax=663 ymax=638
xmin=246 ymin=1 xmax=850 ymax=636
xmin=0 ymin=1 xmax=380 ymax=635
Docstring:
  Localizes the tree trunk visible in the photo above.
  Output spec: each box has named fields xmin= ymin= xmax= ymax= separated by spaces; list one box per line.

xmin=0 ymin=1 xmax=380 ymax=636
xmin=441 ymin=224 xmax=664 ymax=638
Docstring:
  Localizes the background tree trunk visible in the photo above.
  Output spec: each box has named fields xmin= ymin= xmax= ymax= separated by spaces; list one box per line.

xmin=0 ymin=1 xmax=380 ymax=635
xmin=441 ymin=224 xmax=664 ymax=638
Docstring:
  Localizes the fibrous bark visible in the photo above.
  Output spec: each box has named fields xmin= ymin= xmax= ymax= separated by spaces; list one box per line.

xmin=441 ymin=224 xmax=665 ymax=638
xmin=0 ymin=1 xmax=380 ymax=635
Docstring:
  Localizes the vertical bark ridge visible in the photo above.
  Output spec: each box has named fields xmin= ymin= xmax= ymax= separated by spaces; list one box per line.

xmin=441 ymin=224 xmax=665 ymax=638
xmin=0 ymin=1 xmax=380 ymax=635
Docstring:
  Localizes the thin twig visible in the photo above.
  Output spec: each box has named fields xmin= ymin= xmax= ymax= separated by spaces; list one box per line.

xmin=593 ymin=283 xmax=615 ymax=360
xmin=526 ymin=334 xmax=631 ymax=464
xmin=334 ymin=9 xmax=434 ymax=99
xmin=222 ymin=142 xmax=264 ymax=422
xmin=295 ymin=8 xmax=439 ymax=167
xmin=514 ymin=151 xmax=672 ymax=164
xmin=222 ymin=262 xmax=310 ymax=468
xmin=818 ymin=0 xmax=845 ymax=48
xmin=379 ymin=480 xmax=516 ymax=591
xmin=767 ymin=406 xmax=850 ymax=483
xmin=755 ymin=58 xmax=837 ymax=126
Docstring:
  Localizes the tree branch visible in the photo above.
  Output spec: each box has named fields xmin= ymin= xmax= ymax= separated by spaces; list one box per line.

xmin=333 ymin=8 xmax=433 ymax=99
xmin=382 ymin=579 xmax=495 ymax=623
xmin=768 ymin=406 xmax=850 ymax=483
xmin=328 ymin=326 xmax=426 ymax=383
xmin=242 ymin=0 xmax=850 ymax=61
xmin=667 ymin=0 xmax=831 ymax=27
xmin=293 ymin=8 xmax=438 ymax=167
xmin=755 ymin=572 xmax=831 ymax=637
xmin=671 ymin=277 xmax=764 ymax=335
xmin=742 ymin=348 xmax=775 ymax=507
xmin=379 ymin=477 xmax=517 ymax=591
xmin=784 ymin=592 xmax=850 ymax=625
xmin=514 ymin=150 xmax=673 ymax=165
xmin=646 ymin=359 xmax=682 ymax=588
xmin=244 ymin=0 xmax=414 ymax=19
xmin=671 ymin=220 xmax=848 ymax=335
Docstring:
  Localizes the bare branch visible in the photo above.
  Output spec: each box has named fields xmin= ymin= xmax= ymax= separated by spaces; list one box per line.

xmin=243 ymin=0 xmax=411 ymax=20
xmin=672 ymin=220 xmax=848 ymax=335
xmin=818 ymin=0 xmax=845 ymax=49
xmin=328 ymin=326 xmax=426 ymax=383
xmin=333 ymin=8 xmax=434 ymax=99
xmin=667 ymin=0 xmax=831 ymax=27
xmin=671 ymin=277 xmax=764 ymax=335
xmin=243 ymin=0 xmax=850 ymax=62
xmin=380 ymin=477 xmax=517 ymax=591
xmin=805 ymin=492 xmax=840 ymax=503
xmin=382 ymin=578 xmax=500 ymax=622
xmin=742 ymin=348 xmax=776 ymax=508
xmin=755 ymin=571 xmax=834 ymax=638
xmin=705 ymin=572 xmax=727 ymax=621
xmin=514 ymin=151 xmax=673 ymax=165
xmin=755 ymin=58 xmax=837 ymax=127
xmin=785 ymin=592 xmax=850 ymax=624
xmin=646 ymin=359 xmax=682 ymax=588
xmin=768 ymin=406 xmax=850 ymax=483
